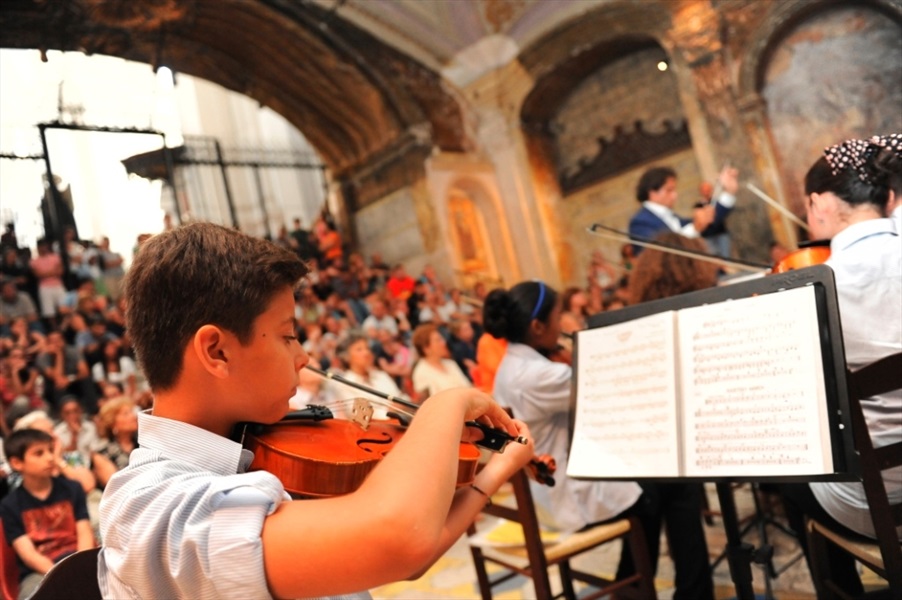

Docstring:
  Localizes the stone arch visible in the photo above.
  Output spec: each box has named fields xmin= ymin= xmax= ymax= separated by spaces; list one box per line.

xmin=737 ymin=0 xmax=902 ymax=103
xmin=0 ymin=1 xmax=470 ymax=178
xmin=737 ymin=0 xmax=902 ymax=223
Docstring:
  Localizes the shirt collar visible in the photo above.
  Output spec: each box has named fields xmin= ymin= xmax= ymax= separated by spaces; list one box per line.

xmin=137 ymin=411 xmax=249 ymax=475
xmin=830 ymin=218 xmax=898 ymax=253
xmin=507 ymin=343 xmax=547 ymax=361
xmin=642 ymin=201 xmax=674 ymax=221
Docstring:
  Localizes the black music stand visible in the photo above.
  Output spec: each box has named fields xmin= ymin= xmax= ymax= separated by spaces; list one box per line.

xmin=572 ymin=265 xmax=857 ymax=600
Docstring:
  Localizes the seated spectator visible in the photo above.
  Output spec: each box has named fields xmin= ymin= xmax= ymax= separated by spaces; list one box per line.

xmin=587 ymin=249 xmax=619 ymax=290
xmin=91 ymin=338 xmax=137 ymax=400
xmin=103 ymin=295 xmax=127 ymax=338
xmin=374 ymin=329 xmax=413 ymax=392
xmin=1 ymin=248 xmax=35 ymax=310
xmin=386 ymin=264 xmax=415 ymax=300
xmin=472 ymin=331 xmax=507 ymax=394
xmin=90 ymin=396 xmax=138 ymax=489
xmin=437 ymin=288 xmax=474 ymax=324
xmin=347 ymin=252 xmax=378 ymax=296
xmin=0 ymin=428 xmax=95 ymax=599
xmin=10 ymin=411 xmax=96 ymax=496
xmin=368 ymin=252 xmax=391 ymax=290
xmin=289 ymin=367 xmax=337 ymax=411
xmin=53 ymin=396 xmax=97 ymax=470
xmin=0 ymin=347 xmax=44 ymax=414
xmin=0 ymin=316 xmax=45 ymax=361
xmin=331 ymin=331 xmax=410 ymax=419
xmin=295 ymin=285 xmax=325 ymax=326
xmin=76 ymin=312 xmax=118 ymax=368
xmin=446 ymin=319 xmax=478 ymax=382
xmin=411 ymin=323 xmax=471 ymax=400
xmin=0 ymin=279 xmax=41 ymax=335
xmin=34 ymin=330 xmax=95 ymax=414
xmin=361 ymin=297 xmax=399 ymax=340
xmin=414 ymin=287 xmax=446 ymax=326
xmin=559 ymin=286 xmax=590 ymax=335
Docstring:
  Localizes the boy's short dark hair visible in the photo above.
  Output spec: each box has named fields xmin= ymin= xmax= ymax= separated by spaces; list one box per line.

xmin=124 ymin=222 xmax=309 ymax=391
xmin=636 ymin=166 xmax=677 ymax=202
xmin=4 ymin=428 xmax=54 ymax=462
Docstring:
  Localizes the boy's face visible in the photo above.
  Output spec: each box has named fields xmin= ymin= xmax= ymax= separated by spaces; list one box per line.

xmin=230 ymin=287 xmax=309 ymax=424
xmin=11 ymin=441 xmax=56 ymax=478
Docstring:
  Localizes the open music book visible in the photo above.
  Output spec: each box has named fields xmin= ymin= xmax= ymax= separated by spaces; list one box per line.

xmin=567 ymin=285 xmax=836 ymax=479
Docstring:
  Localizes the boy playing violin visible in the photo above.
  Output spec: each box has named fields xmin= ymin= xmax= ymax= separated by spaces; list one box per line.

xmin=97 ymin=222 xmax=534 ymax=599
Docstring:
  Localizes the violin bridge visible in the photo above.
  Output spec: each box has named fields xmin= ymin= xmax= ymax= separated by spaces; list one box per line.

xmin=349 ymin=398 xmax=374 ymax=430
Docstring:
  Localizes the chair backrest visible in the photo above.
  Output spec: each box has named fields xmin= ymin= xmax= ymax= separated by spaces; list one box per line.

xmin=29 ymin=547 xmax=101 ymax=600
xmin=1 ymin=520 xmax=20 ymax=600
xmin=845 ymin=352 xmax=902 ymax=588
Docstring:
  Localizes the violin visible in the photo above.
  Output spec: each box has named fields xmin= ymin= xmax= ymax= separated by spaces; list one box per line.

xmin=243 ymin=408 xmax=482 ymax=498
xmin=239 ymin=366 xmax=557 ymax=497
xmin=771 ymin=240 xmax=831 ymax=273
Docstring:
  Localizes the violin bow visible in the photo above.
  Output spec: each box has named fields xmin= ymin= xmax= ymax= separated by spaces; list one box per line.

xmin=746 ymin=182 xmax=810 ymax=233
xmin=587 ymin=223 xmax=771 ymax=273
xmin=304 ymin=364 xmax=529 ymax=452
xmin=305 ymin=364 xmax=419 ymax=410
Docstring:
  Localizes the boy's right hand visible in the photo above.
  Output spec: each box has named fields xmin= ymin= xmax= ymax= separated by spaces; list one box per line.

xmin=433 ymin=388 xmax=520 ymax=445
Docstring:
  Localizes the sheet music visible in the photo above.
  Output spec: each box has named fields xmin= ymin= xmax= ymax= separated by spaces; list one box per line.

xmin=568 ymin=311 xmax=682 ymax=478
xmin=678 ymin=286 xmax=832 ymax=477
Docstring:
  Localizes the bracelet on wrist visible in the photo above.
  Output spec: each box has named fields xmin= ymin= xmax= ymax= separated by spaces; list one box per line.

xmin=470 ymin=483 xmax=492 ymax=506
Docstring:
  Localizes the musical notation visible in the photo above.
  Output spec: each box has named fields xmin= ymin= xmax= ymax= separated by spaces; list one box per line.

xmin=568 ymin=285 xmax=834 ymax=480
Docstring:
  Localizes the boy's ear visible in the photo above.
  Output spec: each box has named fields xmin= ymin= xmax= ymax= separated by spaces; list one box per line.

xmin=192 ymin=324 xmax=231 ymax=379
xmin=8 ymin=456 xmax=23 ymax=472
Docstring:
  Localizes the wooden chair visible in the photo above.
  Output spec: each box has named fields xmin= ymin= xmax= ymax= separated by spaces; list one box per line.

xmin=806 ymin=352 xmax=902 ymax=599
xmin=467 ymin=467 xmax=656 ymax=600
xmin=1 ymin=520 xmax=20 ymax=600
xmin=28 ymin=547 xmax=101 ymax=600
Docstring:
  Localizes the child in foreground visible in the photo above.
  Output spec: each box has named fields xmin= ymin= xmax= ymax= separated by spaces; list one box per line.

xmin=1 ymin=428 xmax=96 ymax=599
xmin=97 ymin=222 xmax=534 ymax=599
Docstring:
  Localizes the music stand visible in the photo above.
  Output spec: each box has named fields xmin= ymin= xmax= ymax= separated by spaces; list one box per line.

xmin=572 ymin=265 xmax=856 ymax=600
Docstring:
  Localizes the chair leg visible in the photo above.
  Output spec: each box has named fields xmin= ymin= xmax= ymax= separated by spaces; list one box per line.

xmin=627 ymin=517 xmax=658 ymax=600
xmin=467 ymin=542 xmax=495 ymax=600
xmin=531 ymin=559 xmax=556 ymax=600
xmin=559 ymin=560 xmax=577 ymax=600
xmin=806 ymin=522 xmax=838 ymax=600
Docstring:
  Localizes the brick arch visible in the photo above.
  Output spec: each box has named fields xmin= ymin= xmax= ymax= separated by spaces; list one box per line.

xmin=0 ymin=0 xmax=469 ymax=177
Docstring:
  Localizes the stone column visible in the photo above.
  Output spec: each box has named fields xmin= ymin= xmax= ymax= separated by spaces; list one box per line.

xmin=460 ymin=59 xmax=570 ymax=288
xmin=663 ymin=1 xmax=773 ymax=264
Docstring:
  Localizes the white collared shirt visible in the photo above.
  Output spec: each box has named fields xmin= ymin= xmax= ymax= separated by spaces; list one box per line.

xmin=492 ymin=343 xmax=641 ymax=532
xmin=98 ymin=412 xmax=289 ymax=599
xmin=643 ymin=191 xmax=736 ymax=238
xmin=811 ymin=218 xmax=902 ymax=540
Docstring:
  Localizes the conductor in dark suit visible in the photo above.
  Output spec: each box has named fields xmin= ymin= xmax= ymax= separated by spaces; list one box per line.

xmin=628 ymin=165 xmax=739 ymax=255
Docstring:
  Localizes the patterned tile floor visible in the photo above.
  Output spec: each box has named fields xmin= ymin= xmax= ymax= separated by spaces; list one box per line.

xmin=371 ymin=484 xmax=820 ymax=599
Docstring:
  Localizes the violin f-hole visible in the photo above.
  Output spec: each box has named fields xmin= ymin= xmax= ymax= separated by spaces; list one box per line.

xmin=357 ymin=432 xmax=395 ymax=455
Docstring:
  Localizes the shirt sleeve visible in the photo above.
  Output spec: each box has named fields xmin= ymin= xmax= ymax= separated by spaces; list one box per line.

xmin=0 ymin=495 xmax=25 ymax=545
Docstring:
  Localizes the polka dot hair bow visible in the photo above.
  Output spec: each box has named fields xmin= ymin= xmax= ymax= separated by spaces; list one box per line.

xmin=824 ymin=133 xmax=902 ymax=183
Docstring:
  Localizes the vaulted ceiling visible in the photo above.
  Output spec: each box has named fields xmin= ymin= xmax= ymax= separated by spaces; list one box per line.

xmin=0 ymin=0 xmax=477 ymax=176
xmin=0 ymin=0 xmax=666 ymax=179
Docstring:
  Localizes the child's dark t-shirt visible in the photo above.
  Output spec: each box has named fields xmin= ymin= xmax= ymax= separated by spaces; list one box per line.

xmin=0 ymin=475 xmax=88 ymax=580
